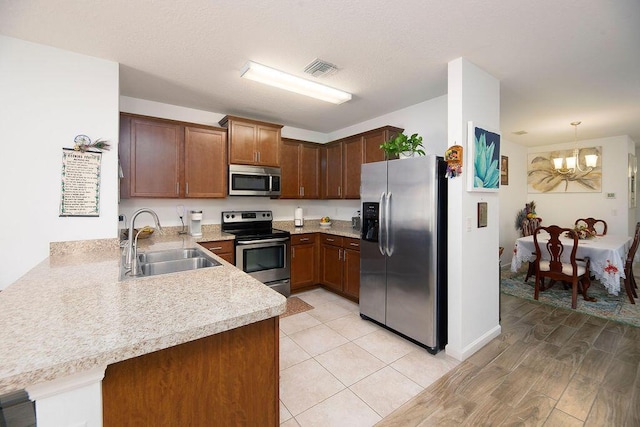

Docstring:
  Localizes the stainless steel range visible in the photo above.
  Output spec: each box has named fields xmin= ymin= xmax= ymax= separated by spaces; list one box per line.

xmin=221 ymin=210 xmax=291 ymax=297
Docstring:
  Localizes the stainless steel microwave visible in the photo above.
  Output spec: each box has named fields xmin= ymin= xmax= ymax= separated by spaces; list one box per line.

xmin=228 ymin=164 xmax=281 ymax=197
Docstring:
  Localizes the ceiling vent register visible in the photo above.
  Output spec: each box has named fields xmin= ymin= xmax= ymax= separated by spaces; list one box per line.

xmin=304 ymin=59 xmax=338 ymax=78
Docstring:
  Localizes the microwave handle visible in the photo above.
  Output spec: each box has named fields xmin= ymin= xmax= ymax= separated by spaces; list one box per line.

xmin=269 ymin=175 xmax=273 ymax=192
xmin=237 ymin=237 xmax=289 ymax=245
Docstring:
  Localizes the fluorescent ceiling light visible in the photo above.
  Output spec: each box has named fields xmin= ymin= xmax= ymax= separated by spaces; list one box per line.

xmin=240 ymin=61 xmax=352 ymax=105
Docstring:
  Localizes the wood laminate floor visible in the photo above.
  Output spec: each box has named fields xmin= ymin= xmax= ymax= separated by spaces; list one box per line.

xmin=378 ymin=293 xmax=640 ymax=426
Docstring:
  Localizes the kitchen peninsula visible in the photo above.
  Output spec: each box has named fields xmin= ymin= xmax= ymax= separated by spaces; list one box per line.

xmin=0 ymin=231 xmax=286 ymax=426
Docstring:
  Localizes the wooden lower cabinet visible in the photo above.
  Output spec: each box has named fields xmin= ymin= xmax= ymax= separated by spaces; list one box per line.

xmin=200 ymin=240 xmax=235 ymax=264
xmin=291 ymin=234 xmax=318 ymax=290
xmin=103 ymin=317 xmax=279 ymax=427
xmin=343 ymin=238 xmax=361 ymax=299
xmin=320 ymin=236 xmax=344 ymax=292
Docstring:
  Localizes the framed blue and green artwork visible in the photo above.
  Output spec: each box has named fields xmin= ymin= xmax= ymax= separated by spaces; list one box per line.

xmin=467 ymin=122 xmax=501 ymax=192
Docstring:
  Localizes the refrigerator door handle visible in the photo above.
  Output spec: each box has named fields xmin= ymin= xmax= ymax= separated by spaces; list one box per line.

xmin=378 ymin=192 xmax=386 ymax=255
xmin=386 ymin=192 xmax=393 ymax=256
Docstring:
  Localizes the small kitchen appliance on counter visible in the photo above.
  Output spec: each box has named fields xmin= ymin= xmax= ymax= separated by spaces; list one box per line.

xmin=189 ymin=210 xmax=203 ymax=237
xmin=351 ymin=210 xmax=361 ymax=231
xmin=294 ymin=207 xmax=304 ymax=227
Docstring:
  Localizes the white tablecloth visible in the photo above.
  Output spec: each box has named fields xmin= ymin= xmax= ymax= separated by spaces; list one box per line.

xmin=511 ymin=234 xmax=632 ymax=295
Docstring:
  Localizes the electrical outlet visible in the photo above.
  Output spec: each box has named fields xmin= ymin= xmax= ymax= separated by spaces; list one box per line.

xmin=606 ymin=192 xmax=616 ymax=199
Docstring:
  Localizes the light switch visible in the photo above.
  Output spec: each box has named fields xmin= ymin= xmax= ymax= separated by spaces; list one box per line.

xmin=606 ymin=192 xmax=616 ymax=199
xmin=465 ymin=217 xmax=472 ymax=232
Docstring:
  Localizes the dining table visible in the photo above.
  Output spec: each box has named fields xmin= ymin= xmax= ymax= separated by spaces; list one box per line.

xmin=511 ymin=233 xmax=632 ymax=296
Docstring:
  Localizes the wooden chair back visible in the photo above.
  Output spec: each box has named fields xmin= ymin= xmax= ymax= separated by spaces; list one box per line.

xmin=575 ymin=217 xmax=608 ymax=236
xmin=533 ymin=224 xmax=590 ymax=308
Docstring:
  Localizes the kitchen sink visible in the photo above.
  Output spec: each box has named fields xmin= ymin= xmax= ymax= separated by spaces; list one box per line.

xmin=137 ymin=248 xmax=204 ymax=264
xmin=120 ymin=247 xmax=221 ymax=280
xmin=140 ymin=257 xmax=219 ymax=276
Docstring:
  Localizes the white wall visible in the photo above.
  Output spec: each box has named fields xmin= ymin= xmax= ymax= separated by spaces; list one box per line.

xmin=0 ymin=36 xmax=119 ymax=289
xmin=447 ymin=58 xmax=501 ymax=361
xmin=526 ymin=135 xmax=634 ymax=237
xmin=328 ymin=95 xmax=448 ymax=156
xmin=499 ymin=139 xmax=529 ymax=266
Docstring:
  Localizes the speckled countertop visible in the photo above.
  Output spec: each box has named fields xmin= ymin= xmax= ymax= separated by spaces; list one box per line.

xmin=0 ymin=221 xmax=359 ymax=395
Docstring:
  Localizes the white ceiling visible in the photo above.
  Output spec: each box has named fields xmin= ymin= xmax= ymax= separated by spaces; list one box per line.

xmin=1 ymin=0 xmax=639 ymax=146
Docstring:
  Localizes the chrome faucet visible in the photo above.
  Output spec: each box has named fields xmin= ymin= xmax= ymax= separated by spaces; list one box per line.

xmin=125 ymin=208 xmax=163 ymax=276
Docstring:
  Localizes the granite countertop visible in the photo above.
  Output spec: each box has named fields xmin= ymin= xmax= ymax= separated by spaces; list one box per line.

xmin=0 ymin=221 xmax=359 ymax=395
xmin=0 ymin=229 xmax=283 ymax=395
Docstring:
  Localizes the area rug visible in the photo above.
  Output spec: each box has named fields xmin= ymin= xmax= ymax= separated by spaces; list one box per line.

xmin=501 ymin=267 xmax=640 ymax=327
xmin=280 ymin=296 xmax=314 ymax=318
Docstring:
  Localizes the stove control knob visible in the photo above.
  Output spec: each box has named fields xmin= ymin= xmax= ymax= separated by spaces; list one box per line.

xmin=225 ymin=214 xmax=229 ymax=218
xmin=231 ymin=214 xmax=235 ymax=218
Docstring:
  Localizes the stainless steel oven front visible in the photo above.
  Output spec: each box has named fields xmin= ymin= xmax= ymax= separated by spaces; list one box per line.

xmin=236 ymin=237 xmax=291 ymax=296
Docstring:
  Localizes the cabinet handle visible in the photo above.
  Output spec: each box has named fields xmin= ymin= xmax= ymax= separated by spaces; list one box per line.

xmin=300 ymin=186 xmax=304 ymax=196
xmin=292 ymin=247 xmax=295 ymax=258
xmin=326 ymin=238 xmax=334 ymax=242
xmin=338 ymin=186 xmax=341 ymax=196
xmin=349 ymin=243 xmax=359 ymax=247
xmin=338 ymin=249 xmax=342 ymax=261
xmin=258 ymin=152 xmax=261 ymax=162
xmin=300 ymin=238 xmax=309 ymax=242
xmin=176 ymin=182 xmax=179 ymax=194
xmin=186 ymin=182 xmax=189 ymax=195
xmin=209 ymin=246 xmax=222 ymax=251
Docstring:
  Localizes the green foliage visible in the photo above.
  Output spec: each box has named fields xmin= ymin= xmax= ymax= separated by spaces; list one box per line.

xmin=379 ymin=133 xmax=425 ymax=158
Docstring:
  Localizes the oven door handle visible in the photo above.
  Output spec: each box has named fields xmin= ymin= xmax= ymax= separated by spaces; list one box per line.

xmin=236 ymin=237 xmax=289 ymax=245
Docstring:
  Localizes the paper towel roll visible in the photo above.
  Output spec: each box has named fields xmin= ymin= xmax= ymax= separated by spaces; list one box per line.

xmin=294 ymin=207 xmax=304 ymax=227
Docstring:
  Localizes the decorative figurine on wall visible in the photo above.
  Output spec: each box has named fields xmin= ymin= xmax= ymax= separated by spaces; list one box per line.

xmin=73 ymin=134 xmax=111 ymax=152
xmin=445 ymin=144 xmax=463 ymax=178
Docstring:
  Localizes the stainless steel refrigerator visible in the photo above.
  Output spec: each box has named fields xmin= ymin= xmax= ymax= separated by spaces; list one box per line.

xmin=359 ymin=155 xmax=447 ymax=354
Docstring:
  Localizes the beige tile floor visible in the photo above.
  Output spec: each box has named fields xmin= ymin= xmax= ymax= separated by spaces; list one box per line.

xmin=279 ymin=288 xmax=459 ymax=427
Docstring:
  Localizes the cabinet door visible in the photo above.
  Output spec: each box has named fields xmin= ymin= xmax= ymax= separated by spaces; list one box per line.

xmin=363 ymin=130 xmax=387 ymax=163
xmin=322 ymin=142 xmax=343 ymax=199
xmin=343 ymin=136 xmax=363 ymax=199
xmin=321 ymin=244 xmax=343 ymax=291
xmin=299 ymin=143 xmax=320 ymax=199
xmin=130 ymin=117 xmax=182 ymax=197
xmin=280 ymin=139 xmax=300 ymax=198
xmin=291 ymin=243 xmax=317 ymax=290
xmin=256 ymin=125 xmax=280 ymax=166
xmin=185 ymin=127 xmax=227 ymax=198
xmin=228 ymin=121 xmax=256 ymax=165
xmin=343 ymin=248 xmax=360 ymax=299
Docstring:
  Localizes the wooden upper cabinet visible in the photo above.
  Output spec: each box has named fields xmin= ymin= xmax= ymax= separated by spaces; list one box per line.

xmin=363 ymin=126 xmax=403 ymax=163
xmin=129 ymin=116 xmax=182 ymax=198
xmin=342 ymin=136 xmax=363 ymax=199
xmin=219 ymin=115 xmax=283 ymax=167
xmin=280 ymin=138 xmax=320 ymax=199
xmin=322 ymin=141 xmax=343 ymax=199
xmin=184 ymin=126 xmax=227 ymax=198
xmin=120 ymin=113 xmax=227 ymax=199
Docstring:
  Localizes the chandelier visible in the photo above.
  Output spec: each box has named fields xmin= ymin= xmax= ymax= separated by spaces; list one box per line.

xmin=553 ymin=121 xmax=598 ymax=174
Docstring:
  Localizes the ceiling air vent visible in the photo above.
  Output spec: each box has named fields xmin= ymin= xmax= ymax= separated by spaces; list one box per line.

xmin=304 ymin=59 xmax=339 ymax=78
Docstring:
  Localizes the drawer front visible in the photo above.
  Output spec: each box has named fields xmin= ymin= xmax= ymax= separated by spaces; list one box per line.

xmin=292 ymin=234 xmax=316 ymax=245
xmin=344 ymin=237 xmax=360 ymax=251
xmin=200 ymin=240 xmax=234 ymax=254
xmin=321 ymin=235 xmax=344 ymax=247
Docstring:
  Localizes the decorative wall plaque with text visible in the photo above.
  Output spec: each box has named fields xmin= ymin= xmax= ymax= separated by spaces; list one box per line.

xmin=59 ymin=148 xmax=102 ymax=216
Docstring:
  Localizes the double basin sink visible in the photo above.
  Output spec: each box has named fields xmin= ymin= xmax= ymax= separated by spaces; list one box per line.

xmin=120 ymin=247 xmax=221 ymax=280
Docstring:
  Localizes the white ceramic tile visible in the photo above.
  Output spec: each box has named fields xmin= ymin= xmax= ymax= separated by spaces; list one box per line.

xmin=279 ymin=311 xmax=322 ymax=335
xmin=325 ymin=312 xmax=381 ymax=341
xmin=280 ymin=336 xmax=312 ymax=371
xmin=331 ymin=297 xmax=360 ymax=313
xmin=280 ymin=400 xmax=293 ymax=423
xmin=353 ymin=328 xmax=421 ymax=364
xmin=280 ymin=358 xmax=345 ymax=416
xmin=281 ymin=418 xmax=300 ymax=427
xmin=307 ymin=300 xmax=352 ymax=323
xmin=315 ymin=342 xmax=386 ymax=386
xmin=350 ymin=366 xmax=423 ymax=418
xmin=294 ymin=389 xmax=381 ymax=427
xmin=289 ymin=324 xmax=349 ymax=357
xmin=390 ymin=348 xmax=461 ymax=388
xmin=296 ymin=288 xmax=340 ymax=306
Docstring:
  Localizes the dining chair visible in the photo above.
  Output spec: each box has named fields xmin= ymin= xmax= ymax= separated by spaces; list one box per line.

xmin=575 ymin=217 xmax=608 ymax=236
xmin=522 ymin=217 xmax=542 ymax=283
xmin=622 ymin=222 xmax=640 ymax=304
xmin=533 ymin=225 xmax=592 ymax=309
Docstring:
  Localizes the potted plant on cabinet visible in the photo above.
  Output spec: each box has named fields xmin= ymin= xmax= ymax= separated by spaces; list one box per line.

xmin=380 ymin=132 xmax=426 ymax=159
